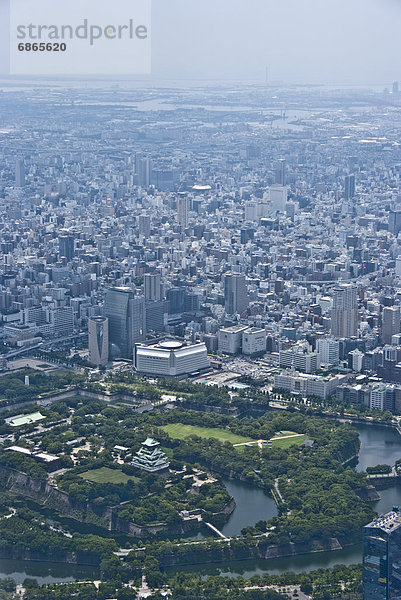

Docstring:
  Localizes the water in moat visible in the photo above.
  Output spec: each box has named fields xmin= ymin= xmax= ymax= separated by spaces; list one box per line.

xmin=221 ymin=479 xmax=278 ymax=537
xmin=0 ymin=560 xmax=98 ymax=585
xmin=3 ymin=422 xmax=401 ymax=581
xmin=166 ymin=423 xmax=401 ymax=577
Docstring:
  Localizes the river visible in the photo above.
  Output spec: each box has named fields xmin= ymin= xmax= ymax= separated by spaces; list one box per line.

xmin=3 ymin=422 xmax=401 ymax=581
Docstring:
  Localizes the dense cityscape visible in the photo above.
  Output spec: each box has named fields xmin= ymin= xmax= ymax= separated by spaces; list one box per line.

xmin=1 ymin=75 xmax=401 ymax=599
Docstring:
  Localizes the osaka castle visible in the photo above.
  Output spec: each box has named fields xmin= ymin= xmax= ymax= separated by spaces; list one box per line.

xmin=131 ymin=438 xmax=170 ymax=473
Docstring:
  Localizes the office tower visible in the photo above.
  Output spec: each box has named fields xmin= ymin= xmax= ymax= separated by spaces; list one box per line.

xmin=382 ymin=306 xmax=401 ymax=345
xmin=393 ymin=81 xmax=399 ymax=95
xmin=88 ymin=316 xmax=109 ymax=366
xmin=104 ymin=287 xmax=146 ymax=359
xmin=15 ymin=159 xmax=25 ymax=187
xmin=144 ymin=273 xmax=161 ymax=301
xmin=245 ymin=199 xmax=270 ymax=222
xmin=49 ymin=306 xmax=74 ymax=337
xmin=331 ymin=284 xmax=358 ymax=338
xmin=224 ymin=273 xmax=249 ymax=315
xmin=145 ymin=300 xmax=166 ymax=332
xmin=316 ymin=337 xmax=340 ymax=366
xmin=275 ymin=158 xmax=286 ymax=186
xmin=240 ymin=228 xmax=254 ymax=245
xmin=138 ymin=214 xmax=151 ymax=237
xmin=363 ymin=508 xmax=401 ymax=599
xmin=286 ymin=201 xmax=296 ymax=222
xmin=184 ymin=292 xmax=200 ymax=313
xmin=167 ymin=287 xmax=185 ymax=314
xmin=151 ymin=168 xmax=176 ymax=191
xmin=177 ymin=193 xmax=189 ymax=228
xmin=137 ymin=157 xmax=152 ymax=187
xmin=269 ymin=185 xmax=288 ymax=213
xmin=59 ymin=234 xmax=75 ymax=262
xmin=344 ymin=175 xmax=356 ymax=200
xmin=389 ymin=210 xmax=401 ymax=236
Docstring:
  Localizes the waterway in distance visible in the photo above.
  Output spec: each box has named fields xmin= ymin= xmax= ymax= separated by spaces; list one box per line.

xmin=3 ymin=422 xmax=401 ymax=581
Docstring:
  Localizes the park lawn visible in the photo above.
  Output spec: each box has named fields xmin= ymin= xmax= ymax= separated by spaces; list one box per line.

xmin=269 ymin=434 xmax=307 ymax=449
xmin=161 ymin=423 xmax=254 ymax=445
xmin=79 ymin=467 xmax=139 ymax=485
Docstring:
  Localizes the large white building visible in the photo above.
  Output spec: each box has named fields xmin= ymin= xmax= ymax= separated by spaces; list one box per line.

xmin=274 ymin=371 xmax=345 ymax=400
xmin=218 ymin=325 xmax=249 ymax=354
xmin=269 ymin=185 xmax=288 ymax=213
xmin=244 ymin=200 xmax=270 ymax=222
xmin=242 ymin=328 xmax=267 ymax=356
xmin=134 ymin=340 xmax=210 ymax=377
xmin=279 ymin=342 xmax=320 ymax=373
xmin=316 ymin=337 xmax=340 ymax=366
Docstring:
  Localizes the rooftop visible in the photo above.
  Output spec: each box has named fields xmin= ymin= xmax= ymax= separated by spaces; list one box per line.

xmin=366 ymin=509 xmax=401 ymax=533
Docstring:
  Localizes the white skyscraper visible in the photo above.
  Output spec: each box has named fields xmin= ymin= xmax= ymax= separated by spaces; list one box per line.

xmin=269 ymin=185 xmax=288 ymax=213
xmin=331 ymin=285 xmax=358 ymax=338
xmin=316 ymin=338 xmax=340 ymax=366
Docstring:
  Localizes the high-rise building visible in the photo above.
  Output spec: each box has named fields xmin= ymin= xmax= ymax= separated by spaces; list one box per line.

xmin=88 ymin=316 xmax=109 ymax=366
xmin=382 ymin=306 xmax=401 ymax=345
xmin=15 ymin=159 xmax=25 ymax=187
xmin=396 ymin=257 xmax=401 ymax=278
xmin=269 ymin=185 xmax=287 ymax=213
xmin=316 ymin=337 xmax=340 ymax=366
xmin=331 ymin=284 xmax=358 ymax=338
xmin=167 ymin=287 xmax=185 ymax=314
xmin=240 ymin=228 xmax=254 ymax=244
xmin=224 ymin=273 xmax=249 ymax=315
xmin=104 ymin=287 xmax=146 ymax=359
xmin=59 ymin=234 xmax=75 ymax=262
xmin=137 ymin=157 xmax=152 ymax=187
xmin=49 ymin=306 xmax=74 ymax=338
xmin=138 ymin=214 xmax=151 ymax=237
xmin=242 ymin=328 xmax=267 ymax=356
xmin=393 ymin=81 xmax=399 ymax=95
xmin=177 ymin=193 xmax=189 ymax=228
xmin=344 ymin=175 xmax=355 ymax=200
xmin=144 ymin=273 xmax=161 ymax=301
xmin=145 ymin=300 xmax=166 ymax=332
xmin=363 ymin=509 xmax=401 ymax=599
xmin=389 ymin=210 xmax=401 ymax=236
xmin=275 ymin=158 xmax=286 ymax=186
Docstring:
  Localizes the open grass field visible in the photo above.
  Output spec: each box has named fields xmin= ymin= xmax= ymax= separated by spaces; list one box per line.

xmin=79 ymin=467 xmax=138 ymax=485
xmin=269 ymin=433 xmax=307 ymax=449
xmin=161 ymin=423 xmax=254 ymax=445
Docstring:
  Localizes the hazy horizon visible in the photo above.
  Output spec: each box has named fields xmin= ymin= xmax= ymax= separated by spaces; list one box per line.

xmin=0 ymin=0 xmax=400 ymax=84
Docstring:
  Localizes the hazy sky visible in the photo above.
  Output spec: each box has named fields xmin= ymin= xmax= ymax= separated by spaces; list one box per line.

xmin=152 ymin=0 xmax=401 ymax=84
xmin=0 ymin=0 xmax=400 ymax=83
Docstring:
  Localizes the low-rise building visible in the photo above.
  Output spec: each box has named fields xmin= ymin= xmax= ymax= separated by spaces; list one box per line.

xmin=274 ymin=371 xmax=344 ymax=399
xmin=134 ymin=340 xmax=209 ymax=376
